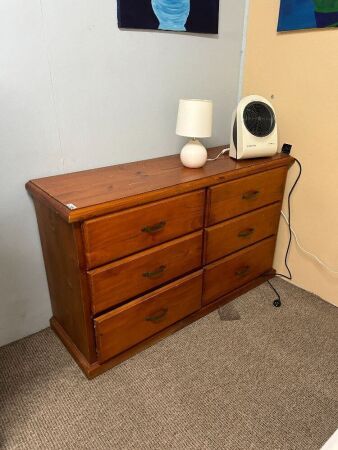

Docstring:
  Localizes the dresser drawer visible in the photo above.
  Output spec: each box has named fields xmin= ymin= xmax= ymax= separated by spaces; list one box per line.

xmin=83 ymin=190 xmax=205 ymax=268
xmin=94 ymin=271 xmax=202 ymax=362
xmin=207 ymin=167 xmax=287 ymax=226
xmin=205 ymin=203 xmax=281 ymax=264
xmin=203 ymin=237 xmax=276 ymax=305
xmin=88 ymin=231 xmax=203 ymax=314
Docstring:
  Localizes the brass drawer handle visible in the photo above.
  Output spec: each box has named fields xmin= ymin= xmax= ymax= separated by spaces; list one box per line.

xmin=235 ymin=265 xmax=250 ymax=277
xmin=141 ymin=221 xmax=166 ymax=234
xmin=238 ymin=228 xmax=255 ymax=238
xmin=143 ymin=265 xmax=166 ymax=279
xmin=242 ymin=190 xmax=260 ymax=200
xmin=145 ymin=308 xmax=168 ymax=323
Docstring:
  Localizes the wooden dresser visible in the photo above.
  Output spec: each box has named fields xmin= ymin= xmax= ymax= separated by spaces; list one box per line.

xmin=26 ymin=147 xmax=294 ymax=378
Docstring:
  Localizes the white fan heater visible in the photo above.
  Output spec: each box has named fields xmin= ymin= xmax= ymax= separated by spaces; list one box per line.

xmin=230 ymin=95 xmax=278 ymax=160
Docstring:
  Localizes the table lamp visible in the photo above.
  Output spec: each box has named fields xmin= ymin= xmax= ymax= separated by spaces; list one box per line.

xmin=176 ymin=99 xmax=213 ymax=168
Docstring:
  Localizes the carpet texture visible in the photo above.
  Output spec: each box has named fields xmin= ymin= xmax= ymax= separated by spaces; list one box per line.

xmin=0 ymin=278 xmax=337 ymax=450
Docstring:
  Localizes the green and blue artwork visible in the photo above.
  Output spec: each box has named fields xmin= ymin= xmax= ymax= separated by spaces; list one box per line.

xmin=278 ymin=0 xmax=338 ymax=31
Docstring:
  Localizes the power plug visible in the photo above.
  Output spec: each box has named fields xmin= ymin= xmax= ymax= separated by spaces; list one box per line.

xmin=281 ymin=144 xmax=292 ymax=155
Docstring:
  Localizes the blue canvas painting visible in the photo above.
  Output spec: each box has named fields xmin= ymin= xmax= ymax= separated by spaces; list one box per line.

xmin=278 ymin=0 xmax=338 ymax=31
xmin=117 ymin=0 xmax=219 ymax=34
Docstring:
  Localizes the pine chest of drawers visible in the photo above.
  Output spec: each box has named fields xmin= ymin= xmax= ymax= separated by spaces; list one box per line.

xmin=26 ymin=147 xmax=294 ymax=378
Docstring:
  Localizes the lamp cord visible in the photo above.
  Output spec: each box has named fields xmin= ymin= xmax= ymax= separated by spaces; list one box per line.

xmin=207 ymin=148 xmax=229 ymax=161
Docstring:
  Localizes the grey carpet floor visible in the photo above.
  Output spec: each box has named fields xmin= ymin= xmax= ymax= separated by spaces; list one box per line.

xmin=0 ymin=279 xmax=337 ymax=450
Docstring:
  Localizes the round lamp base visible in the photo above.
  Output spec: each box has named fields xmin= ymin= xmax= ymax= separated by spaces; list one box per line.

xmin=180 ymin=140 xmax=207 ymax=169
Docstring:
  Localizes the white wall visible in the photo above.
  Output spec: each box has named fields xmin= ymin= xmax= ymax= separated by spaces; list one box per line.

xmin=0 ymin=0 xmax=246 ymax=346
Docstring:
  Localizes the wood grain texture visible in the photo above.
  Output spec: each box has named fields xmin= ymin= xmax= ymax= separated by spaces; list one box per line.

xmin=50 ymin=317 xmax=94 ymax=376
xmin=207 ymin=166 xmax=288 ymax=225
xmin=26 ymin=148 xmax=294 ymax=223
xmin=83 ymin=190 xmax=205 ymax=268
xmin=203 ymin=237 xmax=277 ymax=305
xmin=88 ymin=231 xmax=203 ymax=314
xmin=52 ymin=271 xmax=275 ymax=379
xmin=34 ymin=201 xmax=96 ymax=362
xmin=95 ymin=271 xmax=203 ymax=362
xmin=204 ymin=202 xmax=282 ymax=264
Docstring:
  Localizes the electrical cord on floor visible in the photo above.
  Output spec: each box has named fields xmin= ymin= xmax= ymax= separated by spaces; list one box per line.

xmin=267 ymin=280 xmax=282 ymax=308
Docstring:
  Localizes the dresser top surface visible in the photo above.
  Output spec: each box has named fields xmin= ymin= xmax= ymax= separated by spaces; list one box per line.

xmin=26 ymin=146 xmax=293 ymax=223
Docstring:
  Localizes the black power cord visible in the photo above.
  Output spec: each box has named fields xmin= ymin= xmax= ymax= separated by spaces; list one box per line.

xmin=267 ymin=145 xmax=303 ymax=307
xmin=267 ymin=280 xmax=282 ymax=308
xmin=275 ymin=157 xmax=302 ymax=281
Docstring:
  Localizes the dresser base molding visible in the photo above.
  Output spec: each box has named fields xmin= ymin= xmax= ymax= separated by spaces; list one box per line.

xmin=51 ymin=271 xmax=275 ymax=379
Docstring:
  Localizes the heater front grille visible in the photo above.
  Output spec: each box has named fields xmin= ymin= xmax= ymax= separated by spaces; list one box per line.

xmin=243 ymin=101 xmax=275 ymax=137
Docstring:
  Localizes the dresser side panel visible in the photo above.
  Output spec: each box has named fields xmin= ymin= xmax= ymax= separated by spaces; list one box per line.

xmin=33 ymin=200 xmax=96 ymax=363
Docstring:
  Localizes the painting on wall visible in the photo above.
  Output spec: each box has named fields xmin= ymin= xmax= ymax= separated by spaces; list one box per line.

xmin=278 ymin=0 xmax=338 ymax=31
xmin=117 ymin=0 xmax=219 ymax=34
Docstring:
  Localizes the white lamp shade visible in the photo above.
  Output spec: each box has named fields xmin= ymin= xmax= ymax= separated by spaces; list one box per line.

xmin=176 ymin=99 xmax=213 ymax=138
